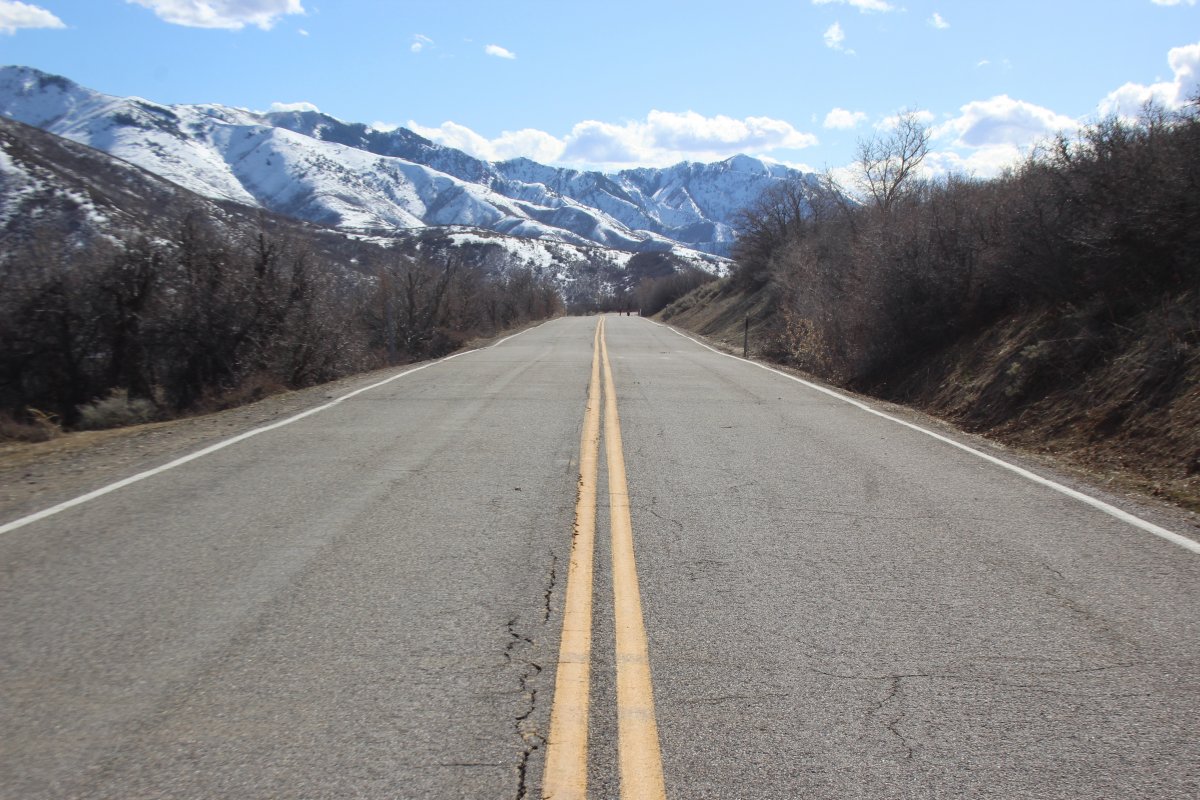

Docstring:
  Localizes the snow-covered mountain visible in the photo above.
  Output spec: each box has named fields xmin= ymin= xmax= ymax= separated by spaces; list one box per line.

xmin=0 ymin=113 xmax=727 ymax=309
xmin=0 ymin=66 xmax=816 ymax=256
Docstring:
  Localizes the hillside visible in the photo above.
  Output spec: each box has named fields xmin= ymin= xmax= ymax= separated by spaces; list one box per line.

xmin=0 ymin=112 xmax=724 ymax=303
xmin=0 ymin=108 xmax=740 ymax=435
xmin=0 ymin=114 xmax=564 ymax=431
xmin=662 ymin=108 xmax=1200 ymax=512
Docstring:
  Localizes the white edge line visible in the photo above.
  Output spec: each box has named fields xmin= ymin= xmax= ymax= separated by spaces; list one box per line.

xmin=646 ymin=319 xmax=1200 ymax=556
xmin=0 ymin=322 xmax=548 ymax=536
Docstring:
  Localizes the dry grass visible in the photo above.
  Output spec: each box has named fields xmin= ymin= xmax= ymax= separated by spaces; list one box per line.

xmin=0 ymin=408 xmax=63 ymax=443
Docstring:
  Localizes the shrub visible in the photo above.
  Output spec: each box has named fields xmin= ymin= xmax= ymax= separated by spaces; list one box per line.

xmin=76 ymin=390 xmax=157 ymax=431
xmin=0 ymin=408 xmax=62 ymax=442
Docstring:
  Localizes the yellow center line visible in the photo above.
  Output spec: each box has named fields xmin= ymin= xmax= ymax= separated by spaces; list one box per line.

xmin=601 ymin=318 xmax=668 ymax=800
xmin=542 ymin=316 xmax=667 ymax=800
xmin=542 ymin=320 xmax=603 ymax=800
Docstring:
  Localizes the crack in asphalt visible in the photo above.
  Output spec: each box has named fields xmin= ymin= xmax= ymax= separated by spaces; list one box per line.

xmin=639 ymin=502 xmax=684 ymax=534
xmin=1042 ymin=562 xmax=1066 ymax=581
xmin=811 ymin=661 xmax=1145 ymax=683
xmin=810 ymin=661 xmax=1152 ymax=745
xmin=505 ymin=615 xmax=544 ymax=800
xmin=506 ymin=549 xmax=559 ymax=800
xmin=542 ymin=553 xmax=557 ymax=625
xmin=867 ymin=677 xmax=916 ymax=760
xmin=675 ymin=692 xmax=791 ymax=706
xmin=810 ymin=669 xmax=920 ymax=759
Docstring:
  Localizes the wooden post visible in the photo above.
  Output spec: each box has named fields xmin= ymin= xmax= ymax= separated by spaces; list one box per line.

xmin=743 ymin=316 xmax=749 ymax=358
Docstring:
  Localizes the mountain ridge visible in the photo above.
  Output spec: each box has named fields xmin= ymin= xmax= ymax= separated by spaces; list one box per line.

xmin=0 ymin=65 xmax=816 ymax=256
xmin=0 ymin=112 xmax=727 ymax=311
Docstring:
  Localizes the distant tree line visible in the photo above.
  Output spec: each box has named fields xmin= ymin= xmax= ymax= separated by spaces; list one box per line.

xmin=0 ymin=217 xmax=562 ymax=436
xmin=732 ymin=101 xmax=1200 ymax=400
xmin=568 ymin=250 xmax=716 ymax=316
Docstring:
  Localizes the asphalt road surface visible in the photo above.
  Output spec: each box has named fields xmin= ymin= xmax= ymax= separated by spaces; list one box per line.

xmin=2 ymin=315 xmax=1198 ymax=799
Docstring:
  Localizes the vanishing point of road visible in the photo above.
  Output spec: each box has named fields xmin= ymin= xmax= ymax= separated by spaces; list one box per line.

xmin=2 ymin=315 xmax=1198 ymax=799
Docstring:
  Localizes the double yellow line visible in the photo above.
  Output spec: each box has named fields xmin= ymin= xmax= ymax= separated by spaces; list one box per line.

xmin=542 ymin=317 xmax=667 ymax=800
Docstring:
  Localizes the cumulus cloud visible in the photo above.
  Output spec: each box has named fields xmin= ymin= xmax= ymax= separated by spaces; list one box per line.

xmin=823 ymin=22 xmax=853 ymax=53
xmin=924 ymin=144 xmax=1025 ymax=178
xmin=1098 ymin=41 xmax=1200 ymax=118
xmin=484 ymin=43 xmax=516 ymax=59
xmin=0 ymin=1 xmax=65 ymax=34
xmin=928 ymin=12 xmax=949 ymax=29
xmin=411 ymin=33 xmax=432 ymax=53
xmin=126 ymin=0 xmax=304 ymax=30
xmin=408 ymin=110 xmax=818 ymax=168
xmin=408 ymin=121 xmax=565 ymax=163
xmin=268 ymin=101 xmax=319 ymax=113
xmin=824 ymin=108 xmax=868 ymax=129
xmin=934 ymin=95 xmax=1077 ymax=148
xmin=812 ymin=0 xmax=895 ymax=11
xmin=920 ymin=42 xmax=1200 ymax=178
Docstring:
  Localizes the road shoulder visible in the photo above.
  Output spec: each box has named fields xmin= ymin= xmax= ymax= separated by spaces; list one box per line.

xmin=650 ymin=317 xmax=1200 ymax=546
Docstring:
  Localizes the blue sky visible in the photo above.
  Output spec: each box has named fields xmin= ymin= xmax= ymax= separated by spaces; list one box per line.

xmin=2 ymin=0 xmax=1198 ymax=176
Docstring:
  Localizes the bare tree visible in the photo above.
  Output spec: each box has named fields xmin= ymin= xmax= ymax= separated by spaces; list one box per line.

xmin=732 ymin=178 xmax=828 ymax=286
xmin=853 ymin=109 xmax=931 ymax=213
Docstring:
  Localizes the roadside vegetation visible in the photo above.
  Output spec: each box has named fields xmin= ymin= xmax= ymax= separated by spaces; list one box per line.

xmin=0 ymin=217 xmax=562 ymax=438
xmin=664 ymin=102 xmax=1200 ymax=509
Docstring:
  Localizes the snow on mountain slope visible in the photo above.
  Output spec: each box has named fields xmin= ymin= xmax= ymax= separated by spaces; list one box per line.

xmin=0 ymin=66 xmax=811 ymax=257
xmin=490 ymin=154 xmax=821 ymax=254
xmin=264 ymin=110 xmax=815 ymax=255
xmin=401 ymin=227 xmax=729 ymax=307
xmin=0 ymin=111 xmax=730 ymax=318
xmin=0 ymin=111 xmax=247 ymax=248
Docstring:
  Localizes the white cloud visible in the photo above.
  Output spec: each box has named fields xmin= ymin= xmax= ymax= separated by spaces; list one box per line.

xmin=126 ymin=0 xmax=304 ymax=30
xmin=823 ymin=107 xmax=868 ymax=129
xmin=812 ymin=0 xmax=895 ymax=11
xmin=409 ymin=121 xmax=564 ymax=162
xmin=0 ymin=1 xmax=65 ymax=34
xmin=823 ymin=21 xmax=853 ymax=54
xmin=640 ymin=110 xmax=815 ymax=152
xmin=974 ymin=57 xmax=1013 ymax=71
xmin=934 ymin=95 xmax=1077 ymax=148
xmin=877 ymin=108 xmax=936 ymax=131
xmin=1098 ymin=41 xmax=1200 ymax=118
xmin=888 ymin=41 xmax=1200 ymax=180
xmin=409 ymin=110 xmax=818 ymax=168
xmin=268 ymin=100 xmax=319 ymax=113
xmin=484 ymin=43 xmax=516 ymax=60
xmin=928 ymin=12 xmax=949 ymax=29
xmin=1169 ymin=41 xmax=1200 ymax=97
xmin=297 ymin=27 xmax=307 ymax=36
xmin=1151 ymin=0 xmax=1196 ymax=6
xmin=411 ymin=33 xmax=432 ymax=53
xmin=924 ymin=144 xmax=1025 ymax=178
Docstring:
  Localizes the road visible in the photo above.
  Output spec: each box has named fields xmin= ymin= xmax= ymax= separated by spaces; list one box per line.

xmin=1 ymin=315 xmax=1198 ymax=799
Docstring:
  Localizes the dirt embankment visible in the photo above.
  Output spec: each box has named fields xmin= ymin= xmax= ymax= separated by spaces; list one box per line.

xmin=661 ymin=279 xmax=1200 ymax=516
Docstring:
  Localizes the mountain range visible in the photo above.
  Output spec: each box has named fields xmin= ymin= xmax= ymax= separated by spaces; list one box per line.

xmin=0 ymin=65 xmax=816 ymax=258
xmin=0 ymin=110 xmax=727 ymax=309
